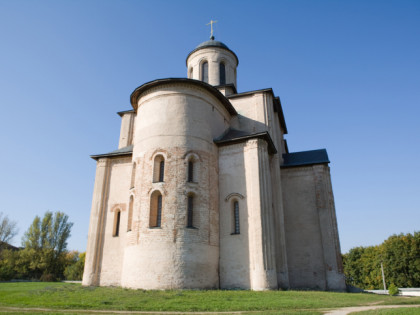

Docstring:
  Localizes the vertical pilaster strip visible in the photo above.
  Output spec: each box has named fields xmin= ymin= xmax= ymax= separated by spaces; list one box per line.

xmin=244 ymin=139 xmax=277 ymax=290
xmin=270 ymin=154 xmax=290 ymax=288
xmin=82 ymin=158 xmax=111 ymax=286
xmin=313 ymin=165 xmax=345 ymax=290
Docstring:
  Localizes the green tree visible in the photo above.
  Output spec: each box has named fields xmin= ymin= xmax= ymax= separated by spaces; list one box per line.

xmin=22 ymin=211 xmax=73 ymax=280
xmin=343 ymin=231 xmax=420 ymax=289
xmin=0 ymin=212 xmax=18 ymax=247
xmin=64 ymin=251 xmax=85 ymax=280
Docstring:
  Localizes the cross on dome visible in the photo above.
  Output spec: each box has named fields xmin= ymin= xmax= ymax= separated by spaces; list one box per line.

xmin=206 ymin=19 xmax=217 ymax=40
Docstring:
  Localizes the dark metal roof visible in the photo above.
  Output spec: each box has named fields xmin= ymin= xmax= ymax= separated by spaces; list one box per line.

xmin=196 ymin=39 xmax=229 ymax=50
xmin=186 ymin=38 xmax=239 ymax=65
xmin=130 ymin=78 xmax=237 ymax=116
xmin=214 ymin=128 xmax=277 ymax=154
xmin=281 ymin=149 xmax=330 ymax=168
xmin=117 ymin=109 xmax=135 ymax=117
xmin=91 ymin=145 xmax=133 ymax=160
xmin=227 ymin=88 xmax=274 ymax=99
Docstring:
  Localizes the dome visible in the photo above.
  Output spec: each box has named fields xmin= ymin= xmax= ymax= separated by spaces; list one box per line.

xmin=195 ymin=38 xmax=230 ymax=50
xmin=186 ymin=37 xmax=238 ymax=65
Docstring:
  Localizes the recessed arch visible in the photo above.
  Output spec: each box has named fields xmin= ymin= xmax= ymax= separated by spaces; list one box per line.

xmin=201 ymin=60 xmax=208 ymax=83
xmin=224 ymin=193 xmax=245 ymax=202
xmin=149 ymin=190 xmax=163 ymax=228
xmin=153 ymin=155 xmax=165 ymax=183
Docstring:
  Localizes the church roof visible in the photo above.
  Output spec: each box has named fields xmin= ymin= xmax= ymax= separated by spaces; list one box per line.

xmin=130 ymin=78 xmax=237 ymax=116
xmin=281 ymin=149 xmax=330 ymax=168
xmin=90 ymin=145 xmax=133 ymax=160
xmin=186 ymin=38 xmax=239 ymax=65
xmin=214 ymin=128 xmax=277 ymax=154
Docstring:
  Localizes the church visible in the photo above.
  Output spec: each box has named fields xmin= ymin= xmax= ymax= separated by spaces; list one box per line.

xmin=82 ymin=34 xmax=346 ymax=291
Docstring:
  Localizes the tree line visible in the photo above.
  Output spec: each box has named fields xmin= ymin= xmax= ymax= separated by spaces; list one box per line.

xmin=343 ymin=231 xmax=420 ymax=289
xmin=0 ymin=211 xmax=84 ymax=281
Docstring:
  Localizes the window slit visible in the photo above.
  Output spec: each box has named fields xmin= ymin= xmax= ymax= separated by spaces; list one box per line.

xmin=188 ymin=161 xmax=194 ymax=182
xmin=159 ymin=160 xmax=164 ymax=182
xmin=156 ymin=195 xmax=162 ymax=227
xmin=115 ymin=211 xmax=121 ymax=236
xmin=234 ymin=201 xmax=240 ymax=234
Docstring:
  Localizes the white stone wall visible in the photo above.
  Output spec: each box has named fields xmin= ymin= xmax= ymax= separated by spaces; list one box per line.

xmin=82 ymin=156 xmax=132 ymax=286
xmin=218 ymin=143 xmax=251 ymax=289
xmin=281 ymin=165 xmax=345 ymax=291
xmin=118 ymin=112 xmax=135 ymax=149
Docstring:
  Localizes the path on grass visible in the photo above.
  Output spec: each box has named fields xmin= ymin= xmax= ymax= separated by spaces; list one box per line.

xmin=324 ymin=304 xmax=420 ymax=314
xmin=0 ymin=305 xmax=419 ymax=314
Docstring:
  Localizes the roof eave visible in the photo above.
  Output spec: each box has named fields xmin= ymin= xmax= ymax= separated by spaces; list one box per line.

xmin=214 ymin=131 xmax=277 ymax=154
xmin=130 ymin=78 xmax=237 ymax=116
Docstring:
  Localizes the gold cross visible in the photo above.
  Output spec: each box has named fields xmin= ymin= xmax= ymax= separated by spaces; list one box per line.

xmin=206 ymin=20 xmax=218 ymax=39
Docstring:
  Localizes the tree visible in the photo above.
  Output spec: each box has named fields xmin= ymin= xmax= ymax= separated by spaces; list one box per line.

xmin=22 ymin=211 xmax=73 ymax=280
xmin=343 ymin=231 xmax=420 ymax=289
xmin=0 ymin=212 xmax=18 ymax=246
xmin=64 ymin=251 xmax=85 ymax=280
xmin=23 ymin=211 xmax=73 ymax=255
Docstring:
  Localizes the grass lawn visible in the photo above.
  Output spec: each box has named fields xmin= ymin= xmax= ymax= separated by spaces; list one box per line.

xmin=350 ymin=308 xmax=420 ymax=315
xmin=0 ymin=282 xmax=419 ymax=313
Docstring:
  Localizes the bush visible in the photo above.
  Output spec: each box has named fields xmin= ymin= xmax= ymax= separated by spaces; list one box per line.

xmin=388 ymin=283 xmax=399 ymax=296
xmin=40 ymin=273 xmax=56 ymax=282
xmin=64 ymin=252 xmax=85 ymax=280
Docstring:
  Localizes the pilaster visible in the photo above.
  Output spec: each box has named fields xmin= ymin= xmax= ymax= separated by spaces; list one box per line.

xmin=313 ymin=165 xmax=345 ymax=291
xmin=270 ymin=154 xmax=290 ymax=288
xmin=244 ymin=139 xmax=277 ymax=290
xmin=82 ymin=158 xmax=111 ymax=286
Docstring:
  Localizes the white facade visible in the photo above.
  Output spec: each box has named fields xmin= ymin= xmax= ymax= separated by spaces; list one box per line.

xmin=83 ymin=38 xmax=346 ymax=291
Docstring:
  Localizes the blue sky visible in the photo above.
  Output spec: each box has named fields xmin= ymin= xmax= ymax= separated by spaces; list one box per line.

xmin=0 ymin=0 xmax=419 ymax=253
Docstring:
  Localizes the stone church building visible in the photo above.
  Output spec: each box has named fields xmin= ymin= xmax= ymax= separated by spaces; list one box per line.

xmin=82 ymin=37 xmax=346 ymax=291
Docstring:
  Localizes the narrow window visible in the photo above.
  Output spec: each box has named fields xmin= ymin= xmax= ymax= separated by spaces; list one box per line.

xmin=188 ymin=160 xmax=194 ymax=182
xmin=188 ymin=67 xmax=193 ymax=79
xmin=219 ymin=62 xmax=226 ymax=85
xmin=114 ymin=210 xmax=121 ymax=236
xmin=187 ymin=195 xmax=194 ymax=228
xmin=159 ymin=160 xmax=164 ymax=182
xmin=153 ymin=155 xmax=165 ymax=182
xmin=201 ymin=61 xmax=208 ymax=83
xmin=127 ymin=196 xmax=133 ymax=231
xmin=150 ymin=191 xmax=162 ymax=228
xmin=233 ymin=201 xmax=240 ymax=234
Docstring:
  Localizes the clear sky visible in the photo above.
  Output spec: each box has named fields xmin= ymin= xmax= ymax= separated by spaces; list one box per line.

xmin=0 ymin=0 xmax=419 ymax=254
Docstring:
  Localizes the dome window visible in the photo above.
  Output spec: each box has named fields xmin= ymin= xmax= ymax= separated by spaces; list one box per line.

xmin=201 ymin=61 xmax=208 ymax=83
xmin=219 ymin=62 xmax=226 ymax=85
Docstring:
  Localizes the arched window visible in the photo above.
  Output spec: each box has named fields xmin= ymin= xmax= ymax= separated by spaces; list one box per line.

xmin=130 ymin=162 xmax=136 ymax=188
xmin=187 ymin=195 xmax=194 ymax=228
xmin=233 ymin=201 xmax=240 ymax=234
xmin=113 ymin=209 xmax=121 ymax=237
xmin=201 ymin=61 xmax=208 ymax=83
xmin=150 ymin=191 xmax=162 ymax=228
xmin=187 ymin=160 xmax=194 ymax=182
xmin=127 ymin=195 xmax=133 ymax=231
xmin=188 ymin=67 xmax=193 ymax=79
xmin=153 ymin=155 xmax=165 ymax=182
xmin=219 ymin=62 xmax=226 ymax=85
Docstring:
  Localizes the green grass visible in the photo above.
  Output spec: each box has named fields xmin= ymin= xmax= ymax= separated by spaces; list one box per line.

xmin=0 ymin=282 xmax=419 ymax=313
xmin=350 ymin=307 xmax=420 ymax=314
